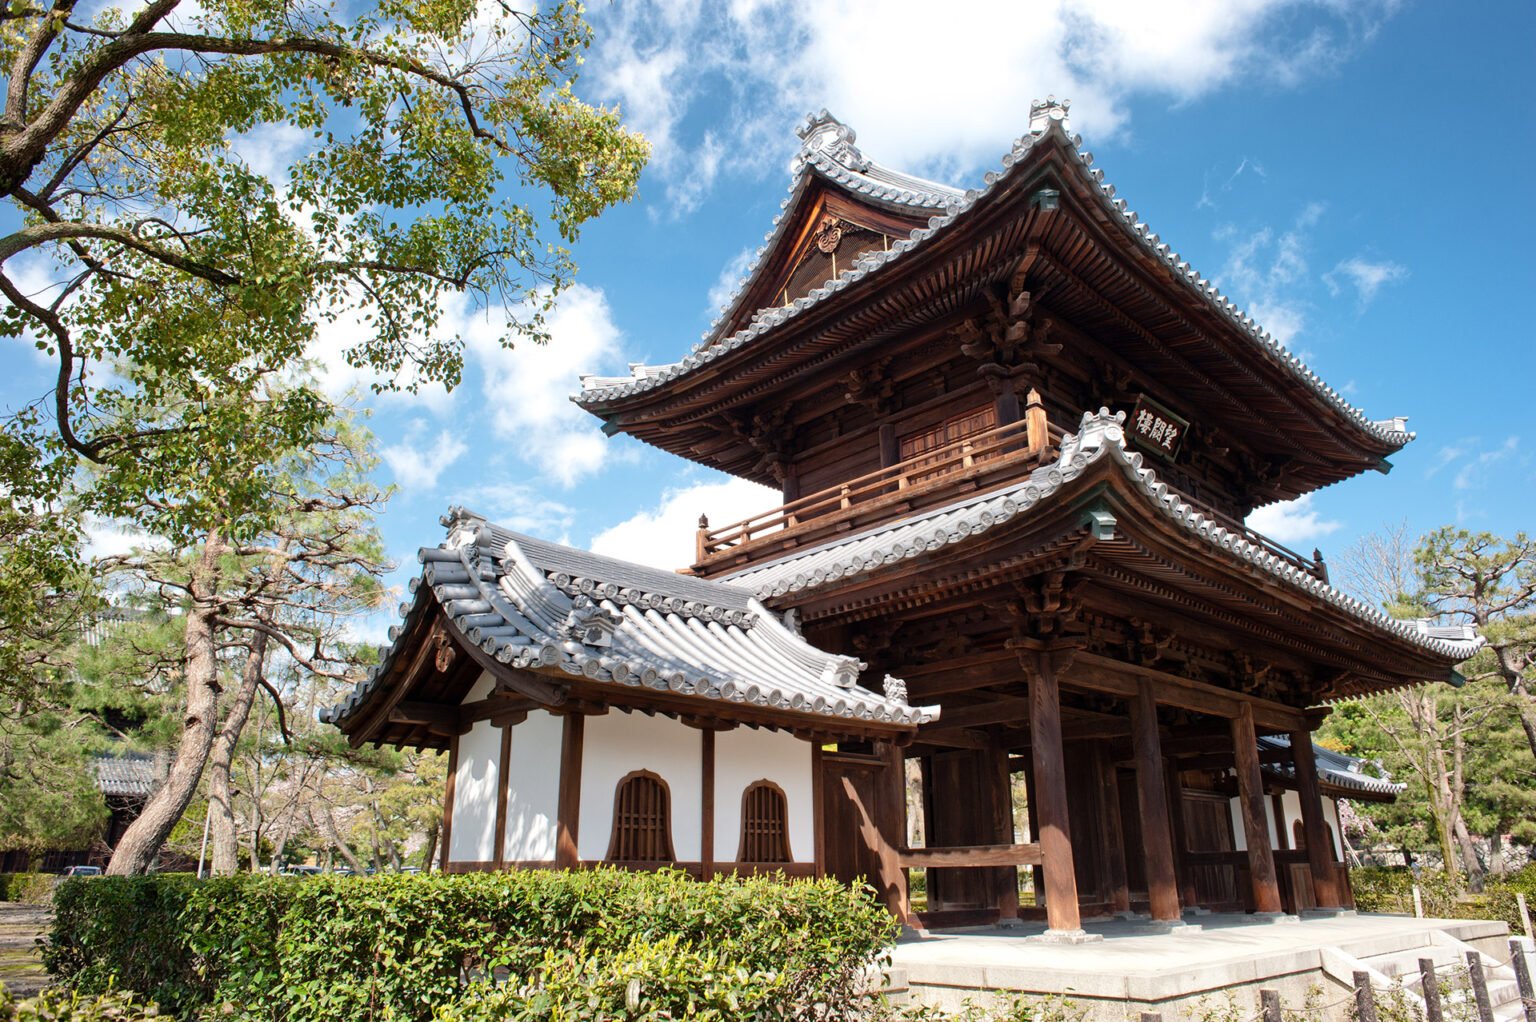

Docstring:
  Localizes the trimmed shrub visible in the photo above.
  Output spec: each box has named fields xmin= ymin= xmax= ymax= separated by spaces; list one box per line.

xmin=1349 ymin=865 xmax=1535 ymax=933
xmin=45 ymin=869 xmax=897 ymax=1022
xmin=0 ymin=874 xmax=55 ymax=905
xmin=0 ymin=983 xmax=161 ymax=1021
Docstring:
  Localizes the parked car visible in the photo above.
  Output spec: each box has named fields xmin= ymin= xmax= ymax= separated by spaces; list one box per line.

xmin=277 ymin=864 xmax=323 ymax=877
xmin=62 ymin=865 xmax=102 ymax=877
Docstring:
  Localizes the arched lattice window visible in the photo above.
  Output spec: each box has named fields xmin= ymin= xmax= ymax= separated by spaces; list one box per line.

xmin=737 ymin=780 xmax=792 ymax=863
xmin=607 ymin=771 xmax=675 ymax=863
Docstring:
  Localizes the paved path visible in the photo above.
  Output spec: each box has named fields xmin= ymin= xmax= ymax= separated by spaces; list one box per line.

xmin=0 ymin=903 xmax=51 ymax=998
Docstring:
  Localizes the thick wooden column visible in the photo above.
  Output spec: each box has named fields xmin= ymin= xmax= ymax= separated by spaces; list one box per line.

xmin=1093 ymin=744 xmax=1131 ymax=915
xmin=990 ymin=737 xmax=1022 ymax=924
xmin=1290 ymin=730 xmax=1342 ymax=908
xmin=493 ymin=725 xmax=513 ymax=869
xmin=877 ymin=740 xmax=913 ymax=925
xmin=1027 ymin=651 xmax=1083 ymax=934
xmin=555 ymin=713 xmax=585 ymax=869
xmin=1164 ymin=760 xmax=1198 ymax=909
xmin=701 ymin=730 xmax=716 ymax=880
xmin=1230 ymin=704 xmax=1282 ymax=913
xmin=1130 ymin=680 xmax=1182 ymax=922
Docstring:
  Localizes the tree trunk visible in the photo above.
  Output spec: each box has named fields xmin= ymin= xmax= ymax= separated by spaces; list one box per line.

xmin=208 ymin=632 xmax=267 ymax=875
xmin=314 ymin=804 xmax=365 ymax=873
xmin=420 ymin=821 xmax=439 ymax=872
xmin=1452 ymin=814 xmax=1484 ymax=891
xmin=1495 ymin=645 xmax=1536 ymax=763
xmin=107 ymin=534 xmax=226 ymax=875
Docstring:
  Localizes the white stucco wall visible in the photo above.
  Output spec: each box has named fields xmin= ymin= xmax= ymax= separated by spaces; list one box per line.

xmin=1229 ymin=795 xmax=1247 ymax=851
xmin=579 ymin=711 xmax=702 ymax=861
xmin=1322 ymin=796 xmax=1343 ymax=860
xmin=503 ymin=709 xmax=563 ymax=863
xmin=714 ymin=726 xmax=814 ymax=862
xmin=1280 ymin=790 xmax=1302 ymax=848
xmin=449 ymin=672 xmax=500 ymax=863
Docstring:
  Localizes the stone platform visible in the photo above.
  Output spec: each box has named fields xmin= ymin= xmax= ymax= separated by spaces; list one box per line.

xmin=889 ymin=912 xmax=1524 ymax=1020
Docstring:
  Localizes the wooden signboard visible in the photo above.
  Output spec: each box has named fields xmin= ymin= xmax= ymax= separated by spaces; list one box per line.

xmin=1128 ymin=396 xmax=1188 ymax=461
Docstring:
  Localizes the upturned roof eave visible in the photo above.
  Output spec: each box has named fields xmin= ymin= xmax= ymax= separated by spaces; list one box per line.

xmin=574 ymin=119 xmax=1412 ymax=458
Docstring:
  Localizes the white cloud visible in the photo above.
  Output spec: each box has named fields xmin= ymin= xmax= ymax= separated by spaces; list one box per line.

xmin=381 ymin=425 xmax=467 ymax=490
xmin=1325 ymin=256 xmax=1408 ymax=306
xmin=588 ymin=0 xmax=1398 ymax=208
xmin=589 ymin=476 xmax=780 ymax=571
xmin=705 ymin=246 xmax=757 ymax=321
xmin=446 ymin=482 xmax=577 ymax=541
xmin=1452 ymin=436 xmax=1519 ymax=492
xmin=83 ymin=516 xmax=152 ymax=561
xmin=1245 ymin=494 xmax=1342 ymax=547
xmin=1214 ymin=202 xmax=1324 ymax=345
xmin=458 ymin=283 xmax=629 ymax=487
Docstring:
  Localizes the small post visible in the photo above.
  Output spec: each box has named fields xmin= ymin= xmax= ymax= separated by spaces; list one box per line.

xmin=1259 ymin=988 xmax=1283 ymax=1022
xmin=1419 ymin=958 xmax=1444 ymax=1022
xmin=1466 ymin=951 xmax=1494 ymax=1022
xmin=1139 ymin=1013 xmax=1162 ymax=1022
xmin=1413 ymin=883 xmax=1424 ymax=918
xmin=1024 ymin=387 xmax=1048 ymax=457
xmin=1509 ymin=939 xmax=1535 ymax=1022
xmin=1519 ymin=892 xmax=1533 ymax=939
xmin=1353 ymin=971 xmax=1379 ymax=1022
xmin=694 ymin=514 xmax=710 ymax=563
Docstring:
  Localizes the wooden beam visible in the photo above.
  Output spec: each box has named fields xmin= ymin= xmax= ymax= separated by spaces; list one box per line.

xmin=1062 ymin=650 xmax=1310 ymax=731
xmin=1026 ymin=650 xmax=1084 ymax=934
xmin=1291 ymin=730 xmax=1342 ymax=908
xmin=493 ymin=724 xmax=512 ymax=869
xmin=555 ymin=714 xmax=584 ymax=869
xmin=1130 ymin=679 xmax=1181 ymax=922
xmin=930 ymin=695 xmax=1032 ymax=731
xmin=1231 ymin=704 xmax=1282 ymax=913
xmin=898 ymin=843 xmax=1043 ymax=869
xmin=389 ymin=700 xmax=458 ymax=733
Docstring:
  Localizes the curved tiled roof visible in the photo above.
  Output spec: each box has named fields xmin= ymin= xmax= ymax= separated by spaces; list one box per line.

xmin=575 ymin=109 xmax=1412 ymax=452
xmin=93 ymin=754 xmax=159 ymax=799
xmin=723 ymin=410 xmax=1480 ymax=665
xmin=1259 ymin=735 xmax=1405 ymax=798
xmin=322 ymin=511 xmax=937 ymax=731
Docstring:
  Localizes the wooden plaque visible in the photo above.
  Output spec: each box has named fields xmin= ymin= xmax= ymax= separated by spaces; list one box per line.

xmin=1128 ymin=396 xmax=1189 ymax=462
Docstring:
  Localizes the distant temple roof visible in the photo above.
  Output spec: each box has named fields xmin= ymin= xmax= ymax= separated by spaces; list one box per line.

xmin=322 ymin=515 xmax=937 ymax=738
xmin=723 ymin=410 xmax=1481 ymax=671
xmin=576 ymin=105 xmax=1412 ymax=455
xmin=93 ymin=754 xmax=159 ymax=799
xmin=1258 ymin=734 xmax=1405 ymax=801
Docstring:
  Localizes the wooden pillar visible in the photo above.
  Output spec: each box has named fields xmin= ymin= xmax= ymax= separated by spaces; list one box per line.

xmin=1022 ymin=756 xmax=1044 ymax=902
xmin=1024 ymin=388 xmax=1048 ymax=456
xmin=1094 ymin=744 xmax=1131 ymax=915
xmin=990 ymin=737 xmax=1021 ymax=923
xmin=1130 ymin=680 xmax=1182 ymax=922
xmin=441 ymin=736 xmax=459 ymax=871
xmin=877 ymin=740 xmax=913 ymax=924
xmin=1231 ymin=704 xmax=1282 ymax=913
xmin=555 ymin=713 xmax=585 ymax=869
xmin=1290 ymin=731 xmax=1343 ymax=908
xmin=1028 ymin=652 xmax=1084 ymax=934
xmin=1164 ymin=760 xmax=1198 ymax=909
xmin=878 ymin=423 xmax=899 ymax=468
xmin=701 ymin=730 xmax=716 ymax=880
xmin=493 ymin=724 xmax=513 ymax=869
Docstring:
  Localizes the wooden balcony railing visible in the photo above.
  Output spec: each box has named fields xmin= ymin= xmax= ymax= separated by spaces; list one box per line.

xmin=695 ymin=417 xmax=1061 ymax=569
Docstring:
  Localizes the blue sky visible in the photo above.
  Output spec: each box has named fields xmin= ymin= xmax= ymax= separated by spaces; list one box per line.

xmin=5 ymin=0 xmax=1533 ymax=635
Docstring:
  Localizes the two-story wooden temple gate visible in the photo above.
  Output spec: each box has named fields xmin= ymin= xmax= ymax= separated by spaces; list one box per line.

xmin=571 ymin=103 xmax=1476 ymax=938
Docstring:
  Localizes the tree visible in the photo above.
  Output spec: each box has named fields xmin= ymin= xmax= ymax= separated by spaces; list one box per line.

xmin=0 ymin=0 xmax=646 ymax=696
xmin=103 ymin=409 xmax=388 ymax=874
xmin=1415 ymin=529 xmax=1536 ymax=763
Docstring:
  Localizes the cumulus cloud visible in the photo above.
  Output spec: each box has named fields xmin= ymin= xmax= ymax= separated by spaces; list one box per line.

xmin=1213 ymin=202 xmax=1324 ymax=345
xmin=588 ymin=0 xmax=1399 ymax=206
xmin=1245 ymin=494 xmax=1342 ymax=547
xmin=446 ymin=482 xmax=578 ymax=541
xmin=705 ymin=246 xmax=757 ymax=321
xmin=589 ymin=476 xmax=780 ymax=571
xmin=381 ymin=425 xmax=468 ymax=490
xmin=1325 ymin=256 xmax=1409 ymax=306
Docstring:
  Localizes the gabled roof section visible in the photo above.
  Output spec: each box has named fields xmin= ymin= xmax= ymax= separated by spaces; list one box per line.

xmin=322 ymin=509 xmax=938 ymax=743
xmin=723 ymin=410 xmax=1480 ymax=670
xmin=574 ymin=103 xmax=1412 ymax=457
xmin=1258 ymin=735 xmax=1405 ymax=801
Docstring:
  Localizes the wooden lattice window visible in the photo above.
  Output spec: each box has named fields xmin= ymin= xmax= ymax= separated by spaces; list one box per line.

xmin=606 ymin=771 xmax=675 ymax=863
xmin=898 ymin=405 xmax=998 ymax=485
xmin=737 ymin=780 xmax=792 ymax=863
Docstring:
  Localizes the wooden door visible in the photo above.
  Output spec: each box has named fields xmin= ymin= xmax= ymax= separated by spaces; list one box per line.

xmin=820 ymin=754 xmax=887 ymax=888
xmin=924 ymin=749 xmax=1000 ymax=910
xmin=1182 ymin=791 xmax=1242 ymax=910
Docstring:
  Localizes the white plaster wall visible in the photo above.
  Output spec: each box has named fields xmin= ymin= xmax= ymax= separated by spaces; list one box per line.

xmin=579 ymin=711 xmax=702 ymax=861
xmin=1229 ymin=795 xmax=1247 ymax=851
xmin=714 ymin=727 xmax=814 ymax=862
xmin=1263 ymin=792 xmax=1279 ymax=849
xmin=1322 ymin=797 xmax=1343 ymax=860
xmin=450 ymin=672 xmax=500 ymax=863
xmin=1280 ymin=790 xmax=1302 ymax=848
xmin=503 ymin=709 xmax=563 ymax=863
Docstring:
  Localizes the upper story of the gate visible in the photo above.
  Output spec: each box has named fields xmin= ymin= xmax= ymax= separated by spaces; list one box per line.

xmin=574 ymin=101 xmax=1412 ymax=578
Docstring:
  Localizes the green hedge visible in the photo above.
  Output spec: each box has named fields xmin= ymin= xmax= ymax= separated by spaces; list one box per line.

xmin=0 ymin=984 xmax=161 ymax=1021
xmin=1351 ymin=865 xmax=1536 ymax=933
xmin=44 ymin=869 xmax=897 ymax=1021
xmin=0 ymin=874 xmax=55 ymax=904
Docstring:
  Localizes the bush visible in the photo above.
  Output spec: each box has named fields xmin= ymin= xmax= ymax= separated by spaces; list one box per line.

xmin=45 ymin=869 xmax=897 ymax=1022
xmin=0 ymin=874 xmax=55 ymax=905
xmin=0 ymin=983 xmax=160 ymax=1021
xmin=1349 ymin=865 xmax=1535 ymax=934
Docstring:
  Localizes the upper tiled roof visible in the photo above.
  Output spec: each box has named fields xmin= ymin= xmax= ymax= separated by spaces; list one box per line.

xmin=575 ymin=106 xmax=1412 ymax=451
xmin=723 ymin=410 xmax=1481 ymax=666
xmin=1258 ymin=735 xmax=1405 ymax=798
xmin=93 ymin=754 xmax=159 ymax=799
xmin=322 ymin=511 xmax=937 ymax=731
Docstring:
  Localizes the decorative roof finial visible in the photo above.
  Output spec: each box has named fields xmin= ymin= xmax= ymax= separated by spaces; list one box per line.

xmin=796 ymin=110 xmax=869 ymax=172
xmin=1029 ymin=95 xmax=1071 ymax=135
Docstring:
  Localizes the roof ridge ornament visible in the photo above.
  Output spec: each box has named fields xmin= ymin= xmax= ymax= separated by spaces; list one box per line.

xmin=1028 ymin=95 xmax=1071 ymax=135
xmin=796 ymin=110 xmax=869 ymax=173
